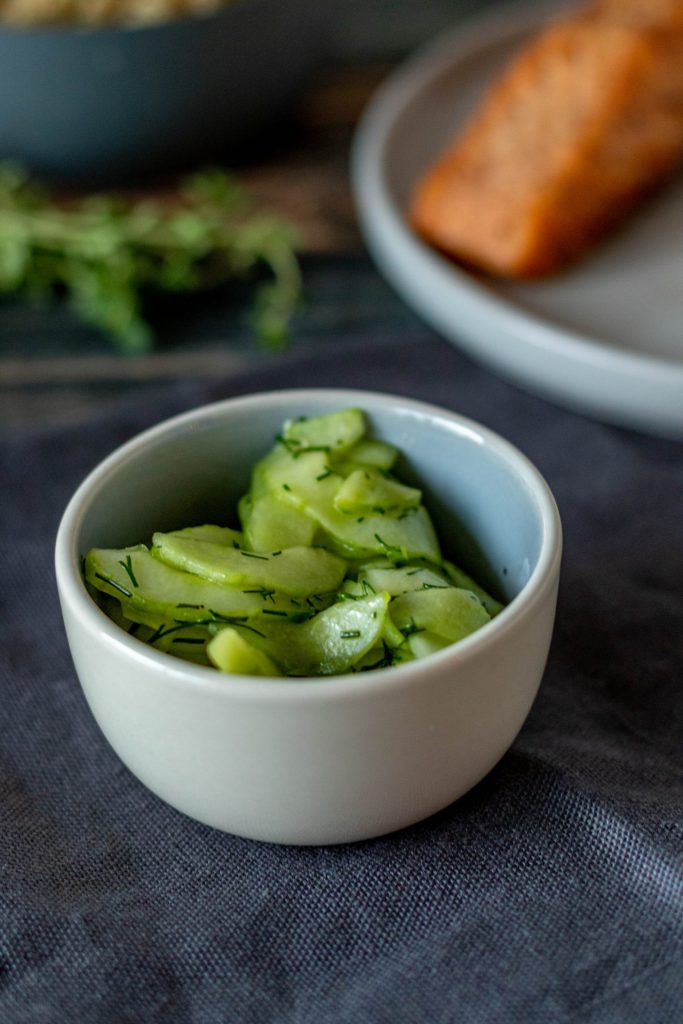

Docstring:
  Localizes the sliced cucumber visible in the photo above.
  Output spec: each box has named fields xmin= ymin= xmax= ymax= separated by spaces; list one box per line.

xmin=85 ymin=406 xmax=503 ymax=677
xmin=334 ymin=468 xmax=421 ymax=514
xmin=262 ymin=449 xmax=440 ymax=562
xmin=163 ymin=524 xmax=243 ymax=547
xmin=151 ymin=534 xmax=346 ymax=598
xmin=408 ymin=630 xmax=450 ymax=659
xmin=208 ymin=628 xmax=282 ymax=677
xmin=152 ymin=624 xmax=213 ymax=665
xmin=85 ymin=546 xmax=301 ymax=621
xmin=336 ymin=438 xmax=397 ymax=471
xmin=281 ymin=408 xmax=365 ymax=455
xmin=390 ymin=587 xmax=490 ymax=643
xmin=241 ymin=491 xmax=316 ymax=551
xmin=443 ymin=560 xmax=504 ymax=617
xmin=358 ymin=563 xmax=450 ymax=596
xmin=240 ymin=592 xmax=390 ymax=676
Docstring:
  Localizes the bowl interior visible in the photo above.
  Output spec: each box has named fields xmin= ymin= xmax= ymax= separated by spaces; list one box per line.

xmin=72 ymin=394 xmax=546 ymax=610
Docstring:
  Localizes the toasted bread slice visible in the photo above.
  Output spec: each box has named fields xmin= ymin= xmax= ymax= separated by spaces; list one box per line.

xmin=410 ymin=7 xmax=683 ymax=277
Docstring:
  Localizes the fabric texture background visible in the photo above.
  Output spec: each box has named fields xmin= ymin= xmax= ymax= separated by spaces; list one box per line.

xmin=1 ymin=334 xmax=682 ymax=1023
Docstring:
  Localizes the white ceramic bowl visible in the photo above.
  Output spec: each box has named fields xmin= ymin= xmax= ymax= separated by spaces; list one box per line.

xmin=55 ymin=389 xmax=562 ymax=845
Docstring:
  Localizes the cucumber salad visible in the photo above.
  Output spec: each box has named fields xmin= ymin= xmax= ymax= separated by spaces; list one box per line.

xmin=85 ymin=408 xmax=503 ymax=677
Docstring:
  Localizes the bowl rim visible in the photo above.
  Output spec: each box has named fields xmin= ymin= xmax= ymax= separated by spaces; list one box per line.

xmin=55 ymin=387 xmax=562 ymax=702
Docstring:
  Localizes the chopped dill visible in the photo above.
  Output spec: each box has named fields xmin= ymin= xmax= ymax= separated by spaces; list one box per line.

xmin=373 ymin=533 xmax=403 ymax=559
xmin=148 ymin=623 xmax=188 ymax=644
xmin=242 ymin=587 xmax=276 ymax=603
xmin=288 ymin=611 xmax=316 ymax=624
xmin=117 ymin=555 xmax=139 ymax=589
xmin=208 ymin=610 xmax=266 ymax=638
xmin=94 ymin=573 xmax=131 ymax=598
xmin=399 ymin=620 xmax=425 ymax=639
xmin=360 ymin=642 xmax=395 ymax=671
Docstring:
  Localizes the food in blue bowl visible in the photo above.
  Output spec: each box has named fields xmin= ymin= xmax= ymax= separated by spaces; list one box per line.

xmin=0 ymin=0 xmax=324 ymax=182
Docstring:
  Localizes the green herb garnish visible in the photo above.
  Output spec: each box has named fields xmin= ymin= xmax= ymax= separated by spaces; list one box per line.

xmin=0 ymin=163 xmax=301 ymax=352
xmin=117 ymin=555 xmax=139 ymax=589
xmin=94 ymin=572 xmax=131 ymax=598
xmin=242 ymin=587 xmax=276 ymax=603
xmin=374 ymin=533 xmax=403 ymax=558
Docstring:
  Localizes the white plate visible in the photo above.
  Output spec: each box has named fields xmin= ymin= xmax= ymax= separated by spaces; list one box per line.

xmin=352 ymin=3 xmax=683 ymax=438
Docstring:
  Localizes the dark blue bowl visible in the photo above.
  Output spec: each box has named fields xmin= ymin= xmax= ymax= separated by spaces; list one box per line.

xmin=0 ymin=0 xmax=325 ymax=183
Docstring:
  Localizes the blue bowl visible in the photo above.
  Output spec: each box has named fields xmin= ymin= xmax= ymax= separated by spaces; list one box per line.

xmin=0 ymin=0 xmax=325 ymax=183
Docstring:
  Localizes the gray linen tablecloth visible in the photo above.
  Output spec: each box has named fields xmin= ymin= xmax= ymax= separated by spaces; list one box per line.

xmin=1 ymin=333 xmax=682 ymax=1023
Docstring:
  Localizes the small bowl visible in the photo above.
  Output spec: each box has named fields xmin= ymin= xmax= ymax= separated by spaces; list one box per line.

xmin=0 ymin=0 xmax=324 ymax=183
xmin=55 ymin=389 xmax=562 ymax=845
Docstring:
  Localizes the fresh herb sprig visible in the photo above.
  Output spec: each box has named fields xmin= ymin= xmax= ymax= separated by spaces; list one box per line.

xmin=0 ymin=163 xmax=302 ymax=352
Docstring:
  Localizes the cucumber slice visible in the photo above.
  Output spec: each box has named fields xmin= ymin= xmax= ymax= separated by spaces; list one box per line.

xmin=443 ymin=560 xmax=504 ymax=617
xmin=262 ymin=449 xmax=440 ymax=562
xmin=97 ymin=592 xmax=156 ymax=642
xmin=85 ymin=546 xmax=302 ymax=621
xmin=208 ymin=628 xmax=282 ymax=677
xmin=163 ymin=524 xmax=243 ymax=547
xmin=241 ymin=492 xmax=316 ymax=551
xmin=334 ymin=468 xmax=422 ymax=514
xmin=336 ymin=438 xmax=397 ymax=471
xmin=262 ymin=448 xmax=341 ymax=510
xmin=152 ymin=624 xmax=212 ymax=665
xmin=353 ymin=641 xmax=414 ymax=671
xmin=281 ymin=408 xmax=365 ymax=455
xmin=390 ymin=587 xmax=490 ymax=643
xmin=96 ymin=592 xmax=212 ymax=666
xmin=381 ymin=608 xmax=405 ymax=648
xmin=359 ymin=563 xmax=450 ymax=596
xmin=408 ymin=630 xmax=450 ymax=660
xmin=151 ymin=534 xmax=346 ymax=598
xmin=240 ymin=592 xmax=390 ymax=676
xmin=84 ymin=406 xmax=507 ymax=678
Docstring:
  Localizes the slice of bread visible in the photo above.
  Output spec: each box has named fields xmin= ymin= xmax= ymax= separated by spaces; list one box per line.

xmin=410 ymin=4 xmax=683 ymax=277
